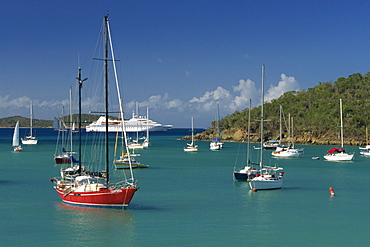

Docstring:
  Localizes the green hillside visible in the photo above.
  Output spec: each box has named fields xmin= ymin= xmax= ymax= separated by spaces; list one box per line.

xmin=199 ymin=72 xmax=370 ymax=146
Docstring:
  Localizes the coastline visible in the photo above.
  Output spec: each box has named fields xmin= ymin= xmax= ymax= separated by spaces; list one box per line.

xmin=183 ymin=128 xmax=364 ymax=146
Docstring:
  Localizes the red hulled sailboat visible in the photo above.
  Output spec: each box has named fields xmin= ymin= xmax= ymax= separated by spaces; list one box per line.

xmin=51 ymin=14 xmax=138 ymax=208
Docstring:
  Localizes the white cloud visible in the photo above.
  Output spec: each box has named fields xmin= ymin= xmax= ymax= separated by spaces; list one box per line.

xmin=0 ymin=95 xmax=72 ymax=119
xmin=189 ymin=86 xmax=230 ymax=103
xmin=188 ymin=86 xmax=232 ymax=113
xmin=125 ymin=93 xmax=185 ymax=114
xmin=230 ymin=79 xmax=259 ymax=110
xmin=166 ymin=98 xmax=183 ymax=109
xmin=0 ymin=95 xmax=30 ymax=108
xmin=184 ymin=74 xmax=300 ymax=117
xmin=265 ymin=74 xmax=300 ymax=102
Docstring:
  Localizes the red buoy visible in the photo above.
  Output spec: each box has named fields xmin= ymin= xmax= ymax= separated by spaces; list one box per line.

xmin=252 ymin=188 xmax=258 ymax=192
xmin=329 ymin=187 xmax=335 ymax=196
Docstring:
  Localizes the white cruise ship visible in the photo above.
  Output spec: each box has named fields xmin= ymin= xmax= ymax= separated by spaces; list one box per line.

xmin=85 ymin=113 xmax=173 ymax=132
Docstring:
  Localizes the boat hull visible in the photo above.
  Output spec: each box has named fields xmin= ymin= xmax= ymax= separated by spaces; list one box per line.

xmin=210 ymin=142 xmax=221 ymax=150
xmin=263 ymin=145 xmax=279 ymax=150
xmin=55 ymin=155 xmax=78 ymax=164
xmin=114 ymin=160 xmax=149 ymax=169
xmin=87 ymin=126 xmax=172 ymax=132
xmin=323 ymin=153 xmax=354 ymax=161
xmin=127 ymin=143 xmax=144 ymax=149
xmin=233 ymin=172 xmax=248 ymax=181
xmin=55 ymin=186 xmax=137 ymax=208
xmin=21 ymin=139 xmax=38 ymax=145
xmin=272 ymin=151 xmax=300 ymax=157
xmin=248 ymin=178 xmax=283 ymax=190
xmin=85 ymin=116 xmax=172 ymax=133
xmin=114 ymin=164 xmax=138 ymax=169
xmin=55 ymin=157 xmax=72 ymax=164
xmin=360 ymin=150 xmax=370 ymax=156
xmin=233 ymin=165 xmax=260 ymax=181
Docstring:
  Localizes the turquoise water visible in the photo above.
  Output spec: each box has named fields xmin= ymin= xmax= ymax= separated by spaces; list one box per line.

xmin=0 ymin=128 xmax=369 ymax=246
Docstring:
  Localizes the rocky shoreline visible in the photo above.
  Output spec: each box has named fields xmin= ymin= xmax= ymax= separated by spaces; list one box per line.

xmin=182 ymin=128 xmax=364 ymax=146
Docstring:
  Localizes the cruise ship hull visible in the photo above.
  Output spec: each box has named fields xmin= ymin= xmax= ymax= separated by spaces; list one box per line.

xmin=86 ymin=116 xmax=172 ymax=132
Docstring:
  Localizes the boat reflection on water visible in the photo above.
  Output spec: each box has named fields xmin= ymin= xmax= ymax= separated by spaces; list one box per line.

xmin=56 ymin=203 xmax=136 ymax=244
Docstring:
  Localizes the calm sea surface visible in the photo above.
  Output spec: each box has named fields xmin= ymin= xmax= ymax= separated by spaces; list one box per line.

xmin=0 ymin=128 xmax=369 ymax=246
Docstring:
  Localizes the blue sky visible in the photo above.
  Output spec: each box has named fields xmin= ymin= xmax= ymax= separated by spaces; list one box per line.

xmin=1 ymin=0 xmax=369 ymax=128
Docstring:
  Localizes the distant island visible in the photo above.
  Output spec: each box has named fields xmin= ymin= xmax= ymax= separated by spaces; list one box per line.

xmin=0 ymin=114 xmax=100 ymax=128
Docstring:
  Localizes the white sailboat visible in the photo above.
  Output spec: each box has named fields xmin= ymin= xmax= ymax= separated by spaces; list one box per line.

xmin=114 ymin=103 xmax=148 ymax=169
xmin=248 ymin=65 xmax=284 ymax=190
xmin=128 ymin=102 xmax=145 ymax=150
xmin=54 ymin=88 xmax=78 ymax=164
xmin=323 ymin=99 xmax=354 ymax=161
xmin=21 ymin=101 xmax=38 ymax=145
xmin=13 ymin=121 xmax=22 ymax=151
xmin=127 ymin=140 xmax=144 ymax=149
xmin=142 ymin=107 xmax=150 ymax=148
xmin=359 ymin=127 xmax=370 ymax=155
xmin=233 ymin=99 xmax=260 ymax=181
xmin=210 ymin=100 xmax=223 ymax=150
xmin=272 ymin=146 xmax=300 ymax=157
xmin=209 ymin=139 xmax=221 ymax=150
xmin=272 ymin=113 xmax=302 ymax=157
xmin=184 ymin=116 xmax=198 ymax=152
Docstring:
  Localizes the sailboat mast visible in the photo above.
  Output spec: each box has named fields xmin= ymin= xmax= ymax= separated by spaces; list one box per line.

xmin=340 ymin=98 xmax=344 ymax=148
xmin=279 ymin=105 xmax=282 ymax=145
xmin=69 ymin=87 xmax=73 ymax=157
xmin=78 ymin=72 xmax=82 ymax=173
xmin=291 ymin=116 xmax=294 ymax=145
xmin=288 ymin=113 xmax=291 ymax=144
xmin=77 ymin=68 xmax=87 ymax=174
xmin=216 ymin=100 xmax=219 ymax=139
xmin=191 ymin=116 xmax=194 ymax=145
xmin=62 ymin=106 xmax=65 ymax=148
xmin=136 ymin=102 xmax=139 ymax=143
xmin=247 ymin=99 xmax=251 ymax=164
xmin=260 ymin=65 xmax=265 ymax=168
xmin=146 ymin=106 xmax=149 ymax=142
xmin=104 ymin=15 xmax=110 ymax=184
xmin=106 ymin=15 xmax=135 ymax=180
xmin=30 ymin=101 xmax=33 ymax=137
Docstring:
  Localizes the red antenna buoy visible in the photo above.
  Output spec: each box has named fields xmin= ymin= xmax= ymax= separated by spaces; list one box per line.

xmin=252 ymin=188 xmax=258 ymax=192
xmin=329 ymin=187 xmax=335 ymax=196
